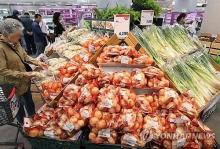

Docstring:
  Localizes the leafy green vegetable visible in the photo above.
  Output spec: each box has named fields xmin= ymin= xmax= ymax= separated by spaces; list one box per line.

xmin=213 ymin=56 xmax=220 ymax=65
xmin=95 ymin=6 xmax=140 ymax=22
xmin=83 ymin=20 xmax=91 ymax=30
xmin=133 ymin=0 xmax=162 ymax=16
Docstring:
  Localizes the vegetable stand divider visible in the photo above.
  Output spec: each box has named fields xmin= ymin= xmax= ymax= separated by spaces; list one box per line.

xmin=83 ymin=141 xmax=152 ymax=149
xmin=126 ymin=31 xmax=220 ymax=119
xmin=22 ymin=131 xmax=81 ymax=149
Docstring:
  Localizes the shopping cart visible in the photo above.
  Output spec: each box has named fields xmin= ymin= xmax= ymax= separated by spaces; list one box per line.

xmin=0 ymin=84 xmax=25 ymax=149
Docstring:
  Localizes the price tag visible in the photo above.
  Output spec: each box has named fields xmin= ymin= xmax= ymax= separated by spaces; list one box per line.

xmin=165 ymin=89 xmax=178 ymax=99
xmin=134 ymin=73 xmax=143 ymax=81
xmin=114 ymin=14 xmax=130 ymax=39
xmin=124 ymin=134 xmax=137 ymax=146
xmin=24 ymin=117 xmax=32 ymax=128
xmin=182 ymin=102 xmax=193 ymax=111
xmin=140 ymin=10 xmax=154 ymax=26
xmin=80 ymin=108 xmax=90 ymax=119
xmin=63 ymin=121 xmax=75 ymax=132
xmin=177 ymin=138 xmax=186 ymax=147
xmin=98 ymin=129 xmax=111 ymax=138
xmin=44 ymin=130 xmax=55 ymax=138
xmin=121 ymin=56 xmax=130 ymax=64
xmin=149 ymin=120 xmax=159 ymax=129
xmin=125 ymin=113 xmax=136 ymax=125
xmin=88 ymin=45 xmax=95 ymax=53
xmin=101 ymin=98 xmax=113 ymax=108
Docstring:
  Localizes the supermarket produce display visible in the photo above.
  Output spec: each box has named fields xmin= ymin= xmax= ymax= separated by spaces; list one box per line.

xmin=133 ymin=25 xmax=220 ymax=109
xmin=22 ymin=27 xmax=219 ymax=149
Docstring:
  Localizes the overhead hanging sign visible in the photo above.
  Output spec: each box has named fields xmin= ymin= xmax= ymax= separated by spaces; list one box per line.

xmin=114 ymin=14 xmax=130 ymax=39
xmin=140 ymin=10 xmax=154 ymax=26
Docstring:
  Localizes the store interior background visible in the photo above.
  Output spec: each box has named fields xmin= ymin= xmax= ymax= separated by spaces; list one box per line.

xmin=1 ymin=0 xmax=220 ymax=148
xmin=0 ymin=0 xmax=213 ymax=34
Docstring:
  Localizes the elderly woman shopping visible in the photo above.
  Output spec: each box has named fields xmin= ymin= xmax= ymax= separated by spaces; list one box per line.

xmin=0 ymin=19 xmax=47 ymax=124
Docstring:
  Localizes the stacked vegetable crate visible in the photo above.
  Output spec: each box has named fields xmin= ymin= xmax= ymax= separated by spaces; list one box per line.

xmin=199 ymin=32 xmax=212 ymax=49
xmin=209 ymin=34 xmax=220 ymax=56
xmin=130 ymin=26 xmax=220 ymax=121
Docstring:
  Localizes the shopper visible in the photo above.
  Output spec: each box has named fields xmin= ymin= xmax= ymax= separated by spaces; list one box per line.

xmin=11 ymin=10 xmax=21 ymax=22
xmin=176 ymin=13 xmax=187 ymax=26
xmin=32 ymin=14 xmax=47 ymax=55
xmin=0 ymin=18 xmax=47 ymax=124
xmin=39 ymin=18 xmax=49 ymax=46
xmin=21 ymin=12 xmax=36 ymax=55
xmin=53 ymin=12 xmax=65 ymax=37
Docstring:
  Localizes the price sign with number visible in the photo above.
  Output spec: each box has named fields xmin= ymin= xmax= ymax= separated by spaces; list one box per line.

xmin=140 ymin=10 xmax=154 ymax=26
xmin=114 ymin=14 xmax=130 ymax=39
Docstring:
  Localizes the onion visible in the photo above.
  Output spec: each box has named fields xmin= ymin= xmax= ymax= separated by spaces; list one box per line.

xmin=74 ymin=113 xmax=80 ymax=119
xmin=91 ymin=128 xmax=99 ymax=133
xmin=95 ymin=137 xmax=104 ymax=144
xmin=60 ymin=114 xmax=68 ymax=121
xmin=94 ymin=111 xmax=102 ymax=119
xmin=159 ymin=89 xmax=165 ymax=96
xmin=38 ymin=129 xmax=44 ymax=137
xmin=108 ymin=137 xmax=115 ymax=144
xmin=90 ymin=117 xmax=99 ymax=127
xmin=70 ymin=117 xmax=78 ymax=123
xmin=29 ymin=128 xmax=40 ymax=137
xmin=89 ymin=132 xmax=96 ymax=140
xmin=115 ymin=104 xmax=121 ymax=113
xmin=67 ymin=107 xmax=75 ymax=116
xmin=109 ymin=108 xmax=115 ymax=113
xmin=91 ymin=87 xmax=99 ymax=95
xmin=163 ymin=140 xmax=172 ymax=149
xmin=77 ymin=120 xmax=85 ymax=127
xmin=55 ymin=128 xmax=62 ymax=135
xmin=97 ymin=120 xmax=107 ymax=129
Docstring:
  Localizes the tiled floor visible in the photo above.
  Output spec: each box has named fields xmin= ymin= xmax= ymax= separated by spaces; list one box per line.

xmin=0 ymin=99 xmax=220 ymax=149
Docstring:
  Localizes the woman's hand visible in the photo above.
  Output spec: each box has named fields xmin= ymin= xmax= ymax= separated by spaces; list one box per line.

xmin=24 ymin=72 xmax=46 ymax=79
xmin=23 ymin=72 xmax=37 ymax=79
xmin=38 ymin=61 xmax=48 ymax=69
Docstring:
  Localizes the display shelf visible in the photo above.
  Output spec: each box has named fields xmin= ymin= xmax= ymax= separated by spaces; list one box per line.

xmin=83 ymin=141 xmax=151 ymax=149
xmin=125 ymin=32 xmax=220 ymax=118
xmin=37 ymin=33 xmax=111 ymax=106
xmin=22 ymin=131 xmax=81 ymax=149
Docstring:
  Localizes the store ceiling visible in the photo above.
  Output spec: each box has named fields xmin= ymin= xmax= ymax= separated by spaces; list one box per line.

xmin=0 ymin=0 xmax=87 ymax=5
xmin=0 ymin=0 xmax=132 ymax=9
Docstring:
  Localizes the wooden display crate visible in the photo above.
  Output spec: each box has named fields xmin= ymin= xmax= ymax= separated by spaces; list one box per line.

xmin=209 ymin=48 xmax=220 ymax=56
xmin=201 ymin=40 xmax=212 ymax=48
xmin=89 ymin=34 xmax=121 ymax=64
xmin=211 ymin=42 xmax=220 ymax=49
xmin=199 ymin=32 xmax=212 ymax=37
